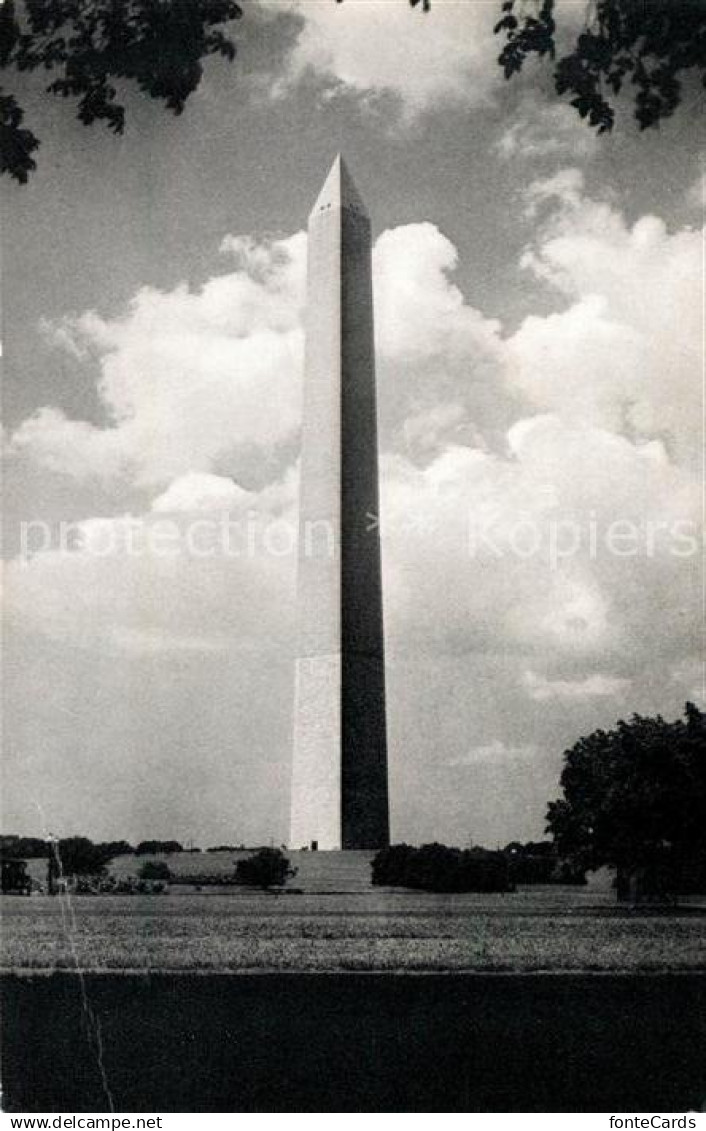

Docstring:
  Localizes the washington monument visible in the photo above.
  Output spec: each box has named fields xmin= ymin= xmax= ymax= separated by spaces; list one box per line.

xmin=290 ymin=156 xmax=390 ymax=851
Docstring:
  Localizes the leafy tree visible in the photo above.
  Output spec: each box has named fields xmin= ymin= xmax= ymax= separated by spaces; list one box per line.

xmin=54 ymin=836 xmax=118 ymax=876
xmin=339 ymin=0 xmax=705 ymax=134
xmin=235 ymin=847 xmax=296 ymax=889
xmin=0 ymin=0 xmax=242 ymax=183
xmin=546 ymin=703 xmax=706 ymax=900
xmin=494 ymin=0 xmax=706 ymax=133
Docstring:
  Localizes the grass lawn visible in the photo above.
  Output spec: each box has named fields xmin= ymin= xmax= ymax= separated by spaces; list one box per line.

xmin=2 ymin=888 xmax=704 ymax=973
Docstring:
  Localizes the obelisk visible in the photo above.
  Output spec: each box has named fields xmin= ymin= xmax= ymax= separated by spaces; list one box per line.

xmin=290 ymin=155 xmax=390 ymax=851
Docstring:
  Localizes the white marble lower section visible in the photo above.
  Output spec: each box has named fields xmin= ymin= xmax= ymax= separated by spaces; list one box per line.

xmin=290 ymin=653 xmax=341 ymax=850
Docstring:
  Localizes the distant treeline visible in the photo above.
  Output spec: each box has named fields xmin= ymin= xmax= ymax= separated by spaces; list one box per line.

xmin=1 ymin=836 xmax=269 ymax=861
xmin=0 ymin=836 xmax=188 ymax=865
xmin=0 ymin=836 xmax=135 ymax=861
xmin=0 ymin=837 xmax=51 ymax=858
xmin=134 ymin=841 xmax=185 ymax=855
xmin=2 ymin=835 xmax=586 ymax=888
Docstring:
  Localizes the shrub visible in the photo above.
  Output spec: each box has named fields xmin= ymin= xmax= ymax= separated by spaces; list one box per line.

xmin=502 ymin=841 xmax=587 ymax=885
xmin=73 ymin=875 xmax=101 ymax=894
xmin=235 ymin=847 xmax=297 ymax=889
xmin=371 ymin=843 xmax=513 ymax=893
xmin=370 ymin=843 xmax=417 ymax=886
xmin=138 ymin=860 xmax=171 ymax=881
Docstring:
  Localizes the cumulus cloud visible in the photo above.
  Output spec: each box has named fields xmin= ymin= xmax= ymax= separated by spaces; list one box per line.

xmin=10 ymin=221 xmax=508 ymax=487
xmin=264 ymin=0 xmax=500 ymax=119
xmin=151 ymin=473 xmax=254 ymax=514
xmin=686 ymin=171 xmax=705 ymax=211
xmin=381 ymin=416 xmax=700 ymax=675
xmin=496 ymin=102 xmax=599 ymax=163
xmin=373 ymin=222 xmax=510 ymax=447
xmin=5 ymin=494 xmax=297 ymax=658
xmin=9 ymin=408 xmax=697 ymax=699
xmin=449 ymin=740 xmax=539 ymax=766
xmin=374 ymin=223 xmax=501 ymax=363
xmin=10 ymin=233 xmax=307 ymax=487
xmin=9 ymin=180 xmax=702 ymax=683
xmin=512 ymin=170 xmax=703 ymax=464
xmin=523 ymin=671 xmax=632 ymax=702
xmin=5 ymin=172 xmax=703 ymax=840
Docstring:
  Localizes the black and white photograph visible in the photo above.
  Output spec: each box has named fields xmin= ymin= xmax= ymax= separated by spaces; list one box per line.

xmin=1 ymin=0 xmax=705 ymax=1115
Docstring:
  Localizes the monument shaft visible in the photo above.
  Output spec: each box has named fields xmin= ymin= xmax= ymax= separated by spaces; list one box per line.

xmin=290 ymin=157 xmax=390 ymax=850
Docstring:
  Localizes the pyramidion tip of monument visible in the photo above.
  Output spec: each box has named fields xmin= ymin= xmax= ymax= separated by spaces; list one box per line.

xmin=309 ymin=154 xmax=369 ymax=219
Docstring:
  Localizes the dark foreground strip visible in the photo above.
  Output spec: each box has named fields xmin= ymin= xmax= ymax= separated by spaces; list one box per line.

xmin=2 ymin=974 xmax=706 ymax=1113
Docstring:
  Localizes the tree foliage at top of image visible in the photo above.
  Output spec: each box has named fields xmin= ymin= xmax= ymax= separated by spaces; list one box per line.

xmin=546 ymin=703 xmax=706 ymax=898
xmin=0 ymin=0 xmax=242 ymax=183
xmin=495 ymin=0 xmax=706 ymax=133
xmin=339 ymin=0 xmax=705 ymax=133
xmin=4 ymin=1 xmax=704 ymax=186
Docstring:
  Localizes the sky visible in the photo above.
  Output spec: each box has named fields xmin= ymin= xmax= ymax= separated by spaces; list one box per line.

xmin=2 ymin=0 xmax=704 ymax=848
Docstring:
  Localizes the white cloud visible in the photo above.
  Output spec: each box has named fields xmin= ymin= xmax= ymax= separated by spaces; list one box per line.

xmin=686 ymin=171 xmax=705 ymax=211
xmin=398 ymin=403 xmax=484 ymax=460
xmin=372 ymin=222 xmax=510 ymax=445
xmin=669 ymin=658 xmax=705 ymax=706
xmin=449 ymin=740 xmax=539 ymax=766
xmin=523 ymin=671 xmax=632 ymax=702
xmin=10 ymin=222 xmax=506 ymax=487
xmin=523 ymin=167 xmax=588 ymax=214
xmin=6 ymin=176 xmax=703 ymax=841
xmin=512 ymin=170 xmax=703 ymax=464
xmin=4 ymin=500 xmax=296 ymax=657
xmin=381 ymin=415 xmax=700 ymax=673
xmin=374 ymin=223 xmax=501 ymax=362
xmin=10 ymin=184 xmax=702 ymax=685
xmin=10 ymin=233 xmax=307 ymax=487
xmin=266 ymin=0 xmax=500 ymax=119
xmin=496 ymin=102 xmax=599 ymax=163
xmin=7 ymin=407 xmax=127 ymax=482
xmin=151 ymin=473 xmax=254 ymax=514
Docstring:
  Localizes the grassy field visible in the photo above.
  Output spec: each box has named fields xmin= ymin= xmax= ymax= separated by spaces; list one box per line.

xmin=2 ymin=888 xmax=704 ymax=973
